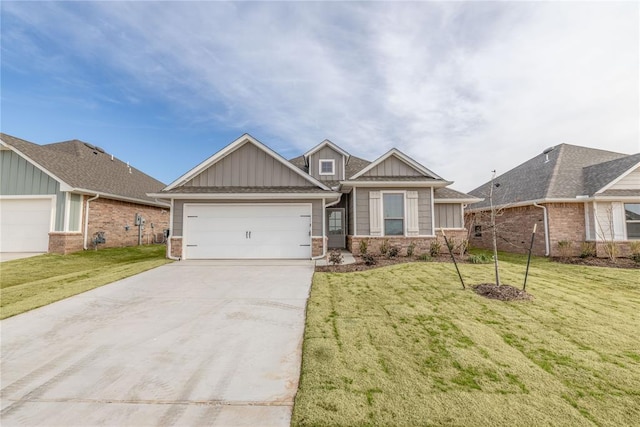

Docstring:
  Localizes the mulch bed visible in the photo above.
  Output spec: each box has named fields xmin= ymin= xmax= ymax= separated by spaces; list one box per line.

xmin=315 ymin=254 xmax=460 ymax=273
xmin=472 ymin=283 xmax=534 ymax=301
xmin=552 ymin=256 xmax=640 ymax=269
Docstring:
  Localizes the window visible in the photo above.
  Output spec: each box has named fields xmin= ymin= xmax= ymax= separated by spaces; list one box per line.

xmin=383 ymin=193 xmax=404 ymax=235
xmin=625 ymin=203 xmax=640 ymax=239
xmin=319 ymin=159 xmax=335 ymax=175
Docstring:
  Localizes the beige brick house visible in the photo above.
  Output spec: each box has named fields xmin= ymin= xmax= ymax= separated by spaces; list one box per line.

xmin=150 ymin=134 xmax=479 ymax=260
xmin=0 ymin=133 xmax=169 ymax=254
xmin=466 ymin=144 xmax=640 ymax=257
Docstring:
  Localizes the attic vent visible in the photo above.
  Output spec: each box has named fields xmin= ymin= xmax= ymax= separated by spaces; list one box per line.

xmin=84 ymin=142 xmax=96 ymax=150
xmin=95 ymin=146 xmax=105 ymax=153
xmin=543 ymin=146 xmax=555 ymax=163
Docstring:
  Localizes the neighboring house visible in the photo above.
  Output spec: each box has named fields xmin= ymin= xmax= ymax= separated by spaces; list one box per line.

xmin=150 ymin=134 xmax=479 ymax=260
xmin=0 ymin=133 xmax=170 ymax=254
xmin=466 ymin=144 xmax=640 ymax=258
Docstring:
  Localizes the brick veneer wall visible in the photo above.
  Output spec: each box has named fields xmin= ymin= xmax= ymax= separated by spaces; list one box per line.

xmin=312 ymin=237 xmax=325 ymax=257
xmin=467 ymin=205 xmax=547 ymax=256
xmin=48 ymin=232 xmax=84 ymax=254
xmin=467 ymin=203 xmax=589 ymax=257
xmin=347 ymin=230 xmax=468 ymax=256
xmin=169 ymin=237 xmax=182 ymax=258
xmin=85 ymin=197 xmax=170 ymax=250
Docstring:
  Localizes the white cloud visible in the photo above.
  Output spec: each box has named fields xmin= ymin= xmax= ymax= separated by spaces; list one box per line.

xmin=2 ymin=1 xmax=638 ymax=191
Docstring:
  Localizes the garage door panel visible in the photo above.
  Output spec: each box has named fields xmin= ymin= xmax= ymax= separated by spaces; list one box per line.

xmin=184 ymin=204 xmax=311 ymax=259
xmin=0 ymin=199 xmax=52 ymax=252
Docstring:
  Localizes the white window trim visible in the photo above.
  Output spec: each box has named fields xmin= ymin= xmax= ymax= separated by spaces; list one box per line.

xmin=624 ymin=203 xmax=640 ymax=240
xmin=381 ymin=190 xmax=407 ymax=236
xmin=319 ymin=159 xmax=335 ymax=176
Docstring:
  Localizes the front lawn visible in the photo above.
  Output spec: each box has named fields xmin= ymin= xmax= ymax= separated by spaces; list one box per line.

xmin=293 ymin=256 xmax=640 ymax=426
xmin=0 ymin=245 xmax=171 ymax=319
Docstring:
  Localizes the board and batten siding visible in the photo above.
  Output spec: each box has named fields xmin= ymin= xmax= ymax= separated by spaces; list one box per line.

xmin=362 ymin=156 xmax=422 ymax=177
xmin=172 ymin=199 xmax=323 ymax=237
xmin=184 ymin=142 xmax=310 ymax=187
xmin=309 ymin=146 xmax=345 ymax=181
xmin=434 ymin=203 xmax=463 ymax=228
xmin=610 ymin=167 xmax=640 ymax=190
xmin=0 ymin=149 xmax=65 ymax=231
xmin=354 ymin=187 xmax=433 ymax=236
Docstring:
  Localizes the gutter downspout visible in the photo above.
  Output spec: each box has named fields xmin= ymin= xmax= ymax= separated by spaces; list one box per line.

xmin=312 ymin=196 xmax=342 ymax=260
xmin=83 ymin=194 xmax=100 ymax=250
xmin=533 ymin=202 xmax=550 ymax=256
xmin=166 ymin=198 xmax=181 ymax=260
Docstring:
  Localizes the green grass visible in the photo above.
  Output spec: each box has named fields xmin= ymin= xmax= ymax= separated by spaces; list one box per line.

xmin=0 ymin=245 xmax=171 ymax=319
xmin=293 ymin=255 xmax=640 ymax=426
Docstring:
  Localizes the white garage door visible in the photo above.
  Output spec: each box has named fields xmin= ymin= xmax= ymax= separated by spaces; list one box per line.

xmin=0 ymin=198 xmax=52 ymax=252
xmin=183 ymin=204 xmax=312 ymax=259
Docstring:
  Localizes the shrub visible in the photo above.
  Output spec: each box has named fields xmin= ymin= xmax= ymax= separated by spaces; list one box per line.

xmin=359 ymin=239 xmax=368 ymax=255
xmin=445 ymin=237 xmax=456 ymax=252
xmin=328 ymin=249 xmax=343 ymax=266
xmin=469 ymin=253 xmax=492 ymax=264
xmin=388 ymin=246 xmax=399 ymax=258
xmin=406 ymin=241 xmax=416 ymax=257
xmin=362 ymin=253 xmax=377 ymax=266
xmin=457 ymin=239 xmax=469 ymax=256
xmin=379 ymin=239 xmax=389 ymax=256
xmin=580 ymin=242 xmax=596 ymax=258
xmin=630 ymin=241 xmax=640 ymax=263
xmin=557 ymin=240 xmax=573 ymax=258
xmin=417 ymin=253 xmax=432 ymax=262
xmin=579 ymin=242 xmax=596 ymax=258
xmin=429 ymin=240 xmax=442 ymax=257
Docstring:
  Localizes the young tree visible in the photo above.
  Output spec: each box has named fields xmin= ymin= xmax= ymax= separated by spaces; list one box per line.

xmin=489 ymin=170 xmax=501 ymax=286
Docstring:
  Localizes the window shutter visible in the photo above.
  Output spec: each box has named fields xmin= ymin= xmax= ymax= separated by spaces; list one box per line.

xmin=369 ymin=191 xmax=381 ymax=236
xmin=407 ymin=191 xmax=419 ymax=236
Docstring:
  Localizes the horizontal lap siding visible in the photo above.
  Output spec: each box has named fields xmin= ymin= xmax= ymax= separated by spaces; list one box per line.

xmin=172 ymin=199 xmax=323 ymax=237
xmin=355 ymin=187 xmax=432 ymax=236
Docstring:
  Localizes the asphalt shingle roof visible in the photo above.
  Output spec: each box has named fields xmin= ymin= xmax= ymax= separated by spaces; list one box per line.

xmin=469 ymin=143 xmax=635 ymax=209
xmin=434 ymin=187 xmax=481 ymax=201
xmin=1 ymin=133 xmax=166 ymax=205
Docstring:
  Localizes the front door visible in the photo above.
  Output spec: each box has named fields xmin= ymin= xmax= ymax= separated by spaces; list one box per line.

xmin=327 ymin=208 xmax=345 ymax=249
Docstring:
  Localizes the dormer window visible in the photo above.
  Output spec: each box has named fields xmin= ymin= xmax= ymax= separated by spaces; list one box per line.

xmin=319 ymin=159 xmax=335 ymax=175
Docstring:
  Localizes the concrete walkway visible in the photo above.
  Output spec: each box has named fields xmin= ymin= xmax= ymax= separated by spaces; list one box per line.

xmin=314 ymin=250 xmax=357 ymax=266
xmin=0 ymin=260 xmax=314 ymax=426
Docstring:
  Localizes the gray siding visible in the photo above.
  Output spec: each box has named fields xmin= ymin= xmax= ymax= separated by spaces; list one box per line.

xmin=184 ymin=142 xmax=310 ymax=187
xmin=172 ymin=199 xmax=323 ymax=236
xmin=362 ymin=155 xmax=422 ymax=177
xmin=354 ymin=187 xmax=433 ymax=236
xmin=69 ymin=193 xmax=83 ymax=231
xmin=417 ymin=189 xmax=433 ymax=235
xmin=309 ymin=146 xmax=345 ymax=181
xmin=434 ymin=203 xmax=462 ymax=228
xmin=1 ymin=149 xmax=66 ymax=231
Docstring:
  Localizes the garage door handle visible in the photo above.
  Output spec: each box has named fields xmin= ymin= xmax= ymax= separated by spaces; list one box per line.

xmin=249 ymin=231 xmax=252 ymax=239
xmin=246 ymin=231 xmax=248 ymax=239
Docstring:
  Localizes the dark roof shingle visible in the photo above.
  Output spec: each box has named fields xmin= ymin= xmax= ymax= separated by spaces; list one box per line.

xmin=1 ymin=133 xmax=166 ymax=205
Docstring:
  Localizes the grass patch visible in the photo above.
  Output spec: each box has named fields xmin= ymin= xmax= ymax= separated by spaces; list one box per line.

xmin=293 ymin=255 xmax=640 ymax=426
xmin=0 ymin=245 xmax=171 ymax=319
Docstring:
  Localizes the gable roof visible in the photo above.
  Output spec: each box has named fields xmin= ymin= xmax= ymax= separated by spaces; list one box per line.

xmin=584 ymin=153 xmax=640 ymax=196
xmin=164 ymin=134 xmax=331 ymax=192
xmin=349 ymin=148 xmax=444 ymax=181
xmin=1 ymin=133 xmax=167 ymax=206
xmin=304 ymin=139 xmax=350 ymax=160
xmin=434 ymin=187 xmax=482 ymax=204
xmin=468 ymin=143 xmax=633 ymax=209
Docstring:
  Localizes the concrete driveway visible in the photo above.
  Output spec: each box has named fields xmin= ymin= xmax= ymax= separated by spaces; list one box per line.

xmin=0 ymin=260 xmax=314 ymax=426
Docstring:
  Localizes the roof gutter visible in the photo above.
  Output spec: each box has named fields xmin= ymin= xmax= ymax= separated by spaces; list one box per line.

xmin=83 ymin=194 xmax=100 ymax=250
xmin=533 ymin=202 xmax=550 ymax=256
